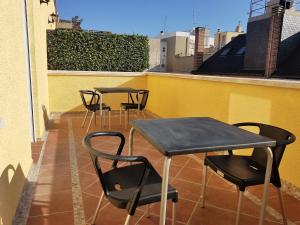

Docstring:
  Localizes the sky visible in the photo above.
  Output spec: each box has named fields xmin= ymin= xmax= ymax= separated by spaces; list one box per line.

xmin=56 ymin=0 xmax=251 ymax=37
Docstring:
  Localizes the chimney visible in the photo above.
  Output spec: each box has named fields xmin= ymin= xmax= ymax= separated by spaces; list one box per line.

xmin=193 ymin=27 xmax=206 ymax=70
xmin=235 ymin=21 xmax=242 ymax=33
xmin=264 ymin=6 xmax=284 ymax=77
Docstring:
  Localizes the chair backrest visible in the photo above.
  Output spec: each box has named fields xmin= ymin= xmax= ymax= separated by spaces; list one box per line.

xmin=82 ymin=132 xmax=126 ymax=196
xmin=234 ymin=122 xmax=296 ymax=187
xmin=79 ymin=90 xmax=99 ymax=109
xmin=82 ymin=132 xmax=150 ymax=214
xmin=137 ymin=90 xmax=149 ymax=110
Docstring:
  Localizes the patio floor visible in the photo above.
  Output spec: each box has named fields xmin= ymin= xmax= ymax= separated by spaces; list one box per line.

xmin=24 ymin=112 xmax=300 ymax=225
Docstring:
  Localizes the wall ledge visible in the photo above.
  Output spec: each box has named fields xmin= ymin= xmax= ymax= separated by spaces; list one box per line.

xmin=146 ymin=72 xmax=300 ymax=90
xmin=48 ymin=70 xmax=300 ymax=89
xmin=48 ymin=70 xmax=146 ymax=77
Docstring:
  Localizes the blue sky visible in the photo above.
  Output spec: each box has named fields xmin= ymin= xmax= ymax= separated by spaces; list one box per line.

xmin=56 ymin=0 xmax=250 ymax=37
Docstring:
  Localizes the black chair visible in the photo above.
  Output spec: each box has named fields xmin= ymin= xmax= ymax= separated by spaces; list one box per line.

xmin=79 ymin=90 xmax=111 ymax=133
xmin=83 ymin=131 xmax=178 ymax=225
xmin=200 ymin=122 xmax=295 ymax=225
xmin=120 ymin=90 xmax=149 ymax=128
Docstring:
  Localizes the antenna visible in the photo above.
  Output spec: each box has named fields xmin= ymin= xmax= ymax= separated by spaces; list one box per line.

xmin=163 ymin=16 xmax=167 ymax=32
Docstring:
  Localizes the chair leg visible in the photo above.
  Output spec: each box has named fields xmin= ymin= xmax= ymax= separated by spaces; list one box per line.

xmin=277 ymin=188 xmax=288 ymax=225
xmin=172 ymin=201 xmax=176 ymax=225
xmin=108 ymin=110 xmax=111 ymax=129
xmin=124 ymin=110 xmax=128 ymax=129
xmin=81 ymin=110 xmax=89 ymax=128
xmin=94 ymin=110 xmax=97 ymax=126
xmin=86 ymin=112 xmax=95 ymax=133
xmin=235 ymin=191 xmax=243 ymax=225
xmin=91 ymin=192 xmax=104 ymax=225
xmin=200 ymin=153 xmax=208 ymax=207
xmin=124 ymin=214 xmax=131 ymax=225
xmin=142 ymin=110 xmax=146 ymax=119
xmin=127 ymin=109 xmax=130 ymax=128
xmin=120 ymin=107 xmax=122 ymax=125
xmin=103 ymin=110 xmax=106 ymax=127
xmin=145 ymin=204 xmax=150 ymax=218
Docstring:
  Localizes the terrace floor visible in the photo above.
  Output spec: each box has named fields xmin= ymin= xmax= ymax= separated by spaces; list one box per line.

xmin=24 ymin=112 xmax=300 ymax=225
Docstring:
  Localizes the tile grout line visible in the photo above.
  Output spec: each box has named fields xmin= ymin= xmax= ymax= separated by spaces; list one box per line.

xmin=27 ymin=211 xmax=73 ymax=218
xmin=68 ymin=118 xmax=86 ymax=225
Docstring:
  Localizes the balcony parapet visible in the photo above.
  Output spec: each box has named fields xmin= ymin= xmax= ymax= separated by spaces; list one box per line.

xmin=146 ymin=72 xmax=300 ymax=90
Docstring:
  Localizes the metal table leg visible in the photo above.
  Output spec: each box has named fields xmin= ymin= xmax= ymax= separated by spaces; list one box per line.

xmin=129 ymin=127 xmax=135 ymax=157
xmin=99 ymin=93 xmax=103 ymax=128
xmin=259 ymin=147 xmax=273 ymax=225
xmin=160 ymin=156 xmax=172 ymax=225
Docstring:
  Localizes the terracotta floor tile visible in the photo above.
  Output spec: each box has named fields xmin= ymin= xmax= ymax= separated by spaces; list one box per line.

xmin=268 ymin=193 xmax=300 ymax=222
xmin=41 ymin=154 xmax=70 ymax=166
xmin=79 ymin=172 xmax=98 ymax=189
xmin=151 ymin=199 xmax=197 ymax=223
xmin=171 ymin=178 xmax=202 ymax=202
xmin=26 ymin=212 xmax=74 ymax=225
xmin=189 ymin=204 xmax=281 ymax=225
xmin=184 ymin=156 xmax=203 ymax=170
xmin=206 ymin=172 xmax=235 ymax=190
xmin=83 ymin=181 xmax=103 ymax=197
xmin=34 ymin=175 xmax=71 ymax=195
xmin=82 ymin=192 xmax=103 ymax=221
xmin=29 ymin=190 xmax=73 ymax=216
xmin=93 ymin=203 xmax=144 ymax=225
xmin=136 ymin=213 xmax=176 ymax=225
xmin=176 ymin=166 xmax=203 ymax=183
xmin=171 ymin=155 xmax=191 ymax=167
xmin=247 ymin=184 xmax=281 ymax=199
xmin=153 ymin=161 xmax=183 ymax=178
xmin=38 ymin=163 xmax=70 ymax=178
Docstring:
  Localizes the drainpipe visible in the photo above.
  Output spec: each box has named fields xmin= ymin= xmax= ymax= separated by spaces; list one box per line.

xmin=22 ymin=0 xmax=36 ymax=142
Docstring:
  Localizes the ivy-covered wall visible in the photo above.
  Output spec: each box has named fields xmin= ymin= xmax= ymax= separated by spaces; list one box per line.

xmin=47 ymin=29 xmax=149 ymax=71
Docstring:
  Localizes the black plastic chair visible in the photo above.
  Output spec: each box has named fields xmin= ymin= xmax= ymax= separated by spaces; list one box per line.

xmin=200 ymin=122 xmax=295 ymax=225
xmin=120 ymin=90 xmax=149 ymax=128
xmin=83 ymin=131 xmax=178 ymax=225
xmin=79 ymin=90 xmax=111 ymax=133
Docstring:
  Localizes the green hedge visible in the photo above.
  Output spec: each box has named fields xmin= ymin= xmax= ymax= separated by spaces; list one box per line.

xmin=47 ymin=29 xmax=149 ymax=71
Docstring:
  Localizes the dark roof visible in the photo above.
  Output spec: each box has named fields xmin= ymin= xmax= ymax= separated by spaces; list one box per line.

xmin=276 ymin=41 xmax=300 ymax=78
xmin=194 ymin=34 xmax=246 ymax=75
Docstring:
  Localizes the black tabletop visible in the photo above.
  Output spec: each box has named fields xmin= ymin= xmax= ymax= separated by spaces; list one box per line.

xmin=131 ymin=117 xmax=276 ymax=156
xmin=94 ymin=87 xmax=138 ymax=94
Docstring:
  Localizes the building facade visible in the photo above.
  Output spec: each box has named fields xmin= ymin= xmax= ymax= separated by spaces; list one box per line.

xmin=214 ymin=22 xmax=244 ymax=50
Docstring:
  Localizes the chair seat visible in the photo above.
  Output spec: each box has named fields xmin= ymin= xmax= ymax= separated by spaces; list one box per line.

xmin=205 ymin=155 xmax=266 ymax=191
xmin=120 ymin=103 xmax=139 ymax=110
xmin=87 ymin=103 xmax=111 ymax=112
xmin=103 ymin=163 xmax=178 ymax=209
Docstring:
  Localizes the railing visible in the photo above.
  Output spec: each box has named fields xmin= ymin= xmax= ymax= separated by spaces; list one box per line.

xmin=249 ymin=0 xmax=300 ymax=18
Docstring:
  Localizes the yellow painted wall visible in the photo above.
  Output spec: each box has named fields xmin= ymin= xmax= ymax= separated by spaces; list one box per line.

xmin=0 ymin=1 xmax=32 ymax=224
xmin=0 ymin=0 xmax=55 ymax=224
xmin=147 ymin=75 xmax=300 ymax=187
xmin=27 ymin=0 xmax=56 ymax=137
xmin=48 ymin=74 xmax=147 ymax=112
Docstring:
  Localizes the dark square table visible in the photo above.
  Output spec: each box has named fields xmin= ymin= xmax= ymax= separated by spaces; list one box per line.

xmin=129 ymin=117 xmax=276 ymax=225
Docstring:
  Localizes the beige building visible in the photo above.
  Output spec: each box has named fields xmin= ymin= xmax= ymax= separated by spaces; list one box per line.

xmin=56 ymin=16 xmax=82 ymax=30
xmin=157 ymin=29 xmax=214 ymax=73
xmin=214 ymin=22 xmax=244 ymax=50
